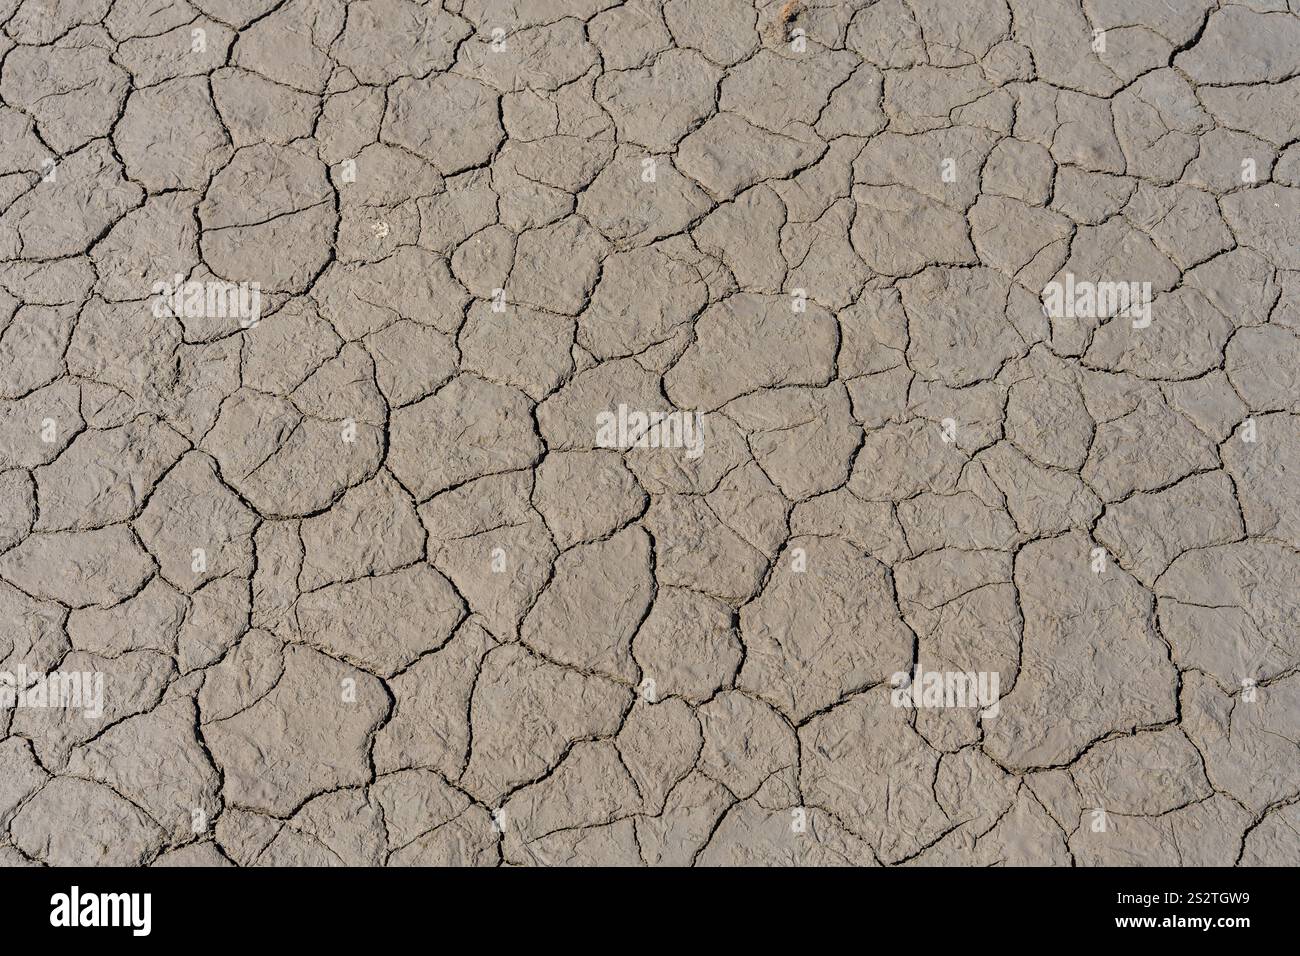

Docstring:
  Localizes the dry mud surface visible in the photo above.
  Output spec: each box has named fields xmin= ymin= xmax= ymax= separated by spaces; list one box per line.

xmin=1 ymin=0 xmax=1299 ymax=868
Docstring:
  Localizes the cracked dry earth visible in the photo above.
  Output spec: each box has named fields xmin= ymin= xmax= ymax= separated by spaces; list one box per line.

xmin=1 ymin=0 xmax=1299 ymax=871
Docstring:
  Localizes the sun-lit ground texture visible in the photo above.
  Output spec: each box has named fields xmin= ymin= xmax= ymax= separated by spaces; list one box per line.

xmin=1 ymin=0 xmax=1299 ymax=866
